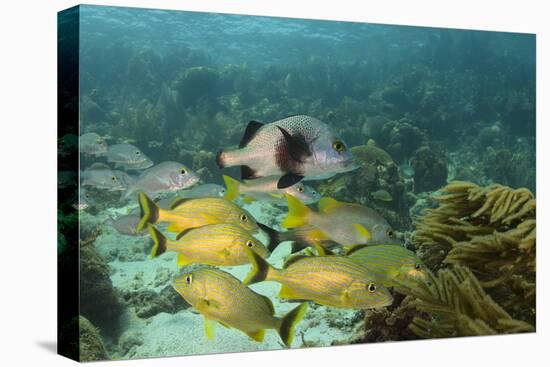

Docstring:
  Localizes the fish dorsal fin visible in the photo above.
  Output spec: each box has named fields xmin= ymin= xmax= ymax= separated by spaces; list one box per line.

xmin=246 ymin=330 xmax=266 ymax=342
xmin=276 ymin=126 xmax=311 ymax=163
xmin=345 ymin=244 xmax=369 ymax=256
xmin=312 ymin=242 xmax=334 ymax=256
xmin=175 ymin=227 xmax=194 ymax=240
xmin=259 ymin=294 xmax=275 ymax=314
xmin=352 ymin=224 xmax=372 ymax=241
xmin=318 ymin=197 xmax=342 ymax=213
xmin=283 ymin=254 xmax=307 ymax=268
xmin=170 ymin=197 xmax=190 ymax=210
xmin=239 ymin=120 xmax=264 ymax=148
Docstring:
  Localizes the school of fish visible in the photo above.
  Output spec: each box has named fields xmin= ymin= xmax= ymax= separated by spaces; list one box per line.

xmin=78 ymin=115 xmax=428 ymax=347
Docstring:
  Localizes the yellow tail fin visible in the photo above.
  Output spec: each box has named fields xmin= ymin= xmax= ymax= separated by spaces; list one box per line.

xmin=278 ymin=303 xmax=308 ymax=347
xmin=222 ymin=175 xmax=241 ymax=201
xmin=282 ymin=194 xmax=310 ymax=228
xmin=147 ymin=224 xmax=167 ymax=258
xmin=137 ymin=192 xmax=159 ymax=232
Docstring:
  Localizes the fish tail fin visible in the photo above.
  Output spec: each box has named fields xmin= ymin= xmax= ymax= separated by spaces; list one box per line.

xmin=278 ymin=303 xmax=308 ymax=347
xmin=148 ymin=224 xmax=167 ymax=257
xmin=243 ymin=247 xmax=276 ymax=285
xmin=258 ymin=223 xmax=281 ymax=252
xmin=282 ymin=194 xmax=310 ymax=228
xmin=137 ymin=192 xmax=159 ymax=232
xmin=222 ymin=175 xmax=241 ymax=201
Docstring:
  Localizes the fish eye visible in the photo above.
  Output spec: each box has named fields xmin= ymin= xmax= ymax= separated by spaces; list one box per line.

xmin=135 ymin=151 xmax=140 ymax=155
xmin=367 ymin=282 xmax=377 ymax=293
xmin=111 ymin=176 xmax=116 ymax=181
xmin=386 ymin=229 xmax=394 ymax=238
xmin=332 ymin=140 xmax=345 ymax=153
xmin=246 ymin=240 xmax=254 ymax=247
xmin=296 ymin=186 xmax=304 ymax=193
xmin=240 ymin=214 xmax=248 ymax=222
xmin=180 ymin=168 xmax=187 ymax=175
xmin=415 ymin=263 xmax=422 ymax=270
xmin=185 ymin=274 xmax=193 ymax=285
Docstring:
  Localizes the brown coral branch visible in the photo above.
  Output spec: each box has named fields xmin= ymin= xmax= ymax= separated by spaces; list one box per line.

xmin=395 ymin=266 xmax=534 ymax=338
xmin=413 ymin=181 xmax=535 ymax=321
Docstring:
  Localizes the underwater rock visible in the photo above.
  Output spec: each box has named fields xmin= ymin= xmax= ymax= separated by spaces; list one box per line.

xmin=410 ymin=145 xmax=447 ymax=193
xmin=414 ymin=181 xmax=535 ymax=322
xmin=79 ymin=316 xmax=109 ymax=361
xmin=174 ymin=66 xmax=220 ymax=107
xmin=126 ymin=48 xmax=162 ymax=100
xmin=80 ymin=244 xmax=123 ymax=329
xmin=120 ymin=283 xmax=190 ymax=319
xmin=376 ymin=118 xmax=426 ymax=163
xmin=351 ymin=296 xmax=420 ymax=343
xmin=482 ymin=146 xmax=535 ymax=192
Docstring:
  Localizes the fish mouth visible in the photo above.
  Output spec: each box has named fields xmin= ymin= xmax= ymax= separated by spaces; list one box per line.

xmin=340 ymin=158 xmax=360 ymax=172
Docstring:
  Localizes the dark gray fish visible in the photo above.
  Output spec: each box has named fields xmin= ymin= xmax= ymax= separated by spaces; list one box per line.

xmin=106 ymin=143 xmax=153 ymax=170
xmin=216 ymin=115 xmax=357 ymax=189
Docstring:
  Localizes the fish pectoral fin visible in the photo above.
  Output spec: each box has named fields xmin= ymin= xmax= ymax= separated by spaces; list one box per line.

xmin=340 ymin=289 xmax=351 ymax=304
xmin=276 ymin=126 xmax=311 ymax=163
xmin=220 ymin=247 xmax=232 ymax=259
xmin=279 ymin=285 xmax=300 ymax=299
xmin=352 ymin=223 xmax=372 ymax=241
xmin=246 ymin=329 xmax=266 ymax=342
xmin=204 ymin=317 xmax=216 ymax=340
xmin=177 ymin=253 xmax=192 ymax=267
xmin=277 ymin=174 xmax=304 ymax=189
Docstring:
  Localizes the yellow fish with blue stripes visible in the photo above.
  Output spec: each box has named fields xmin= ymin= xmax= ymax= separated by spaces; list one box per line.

xmin=148 ymin=223 xmax=270 ymax=267
xmin=346 ymin=244 xmax=429 ymax=286
xmin=136 ymin=192 xmax=259 ymax=234
xmin=244 ymin=247 xmax=392 ymax=309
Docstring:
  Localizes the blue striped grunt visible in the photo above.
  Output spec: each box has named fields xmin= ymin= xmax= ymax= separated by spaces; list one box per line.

xmin=243 ymin=248 xmax=393 ymax=309
xmin=147 ymin=223 xmax=270 ymax=267
xmin=173 ymin=268 xmax=307 ymax=347
xmin=136 ymin=192 xmax=259 ymax=234
xmin=346 ymin=244 xmax=429 ymax=286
